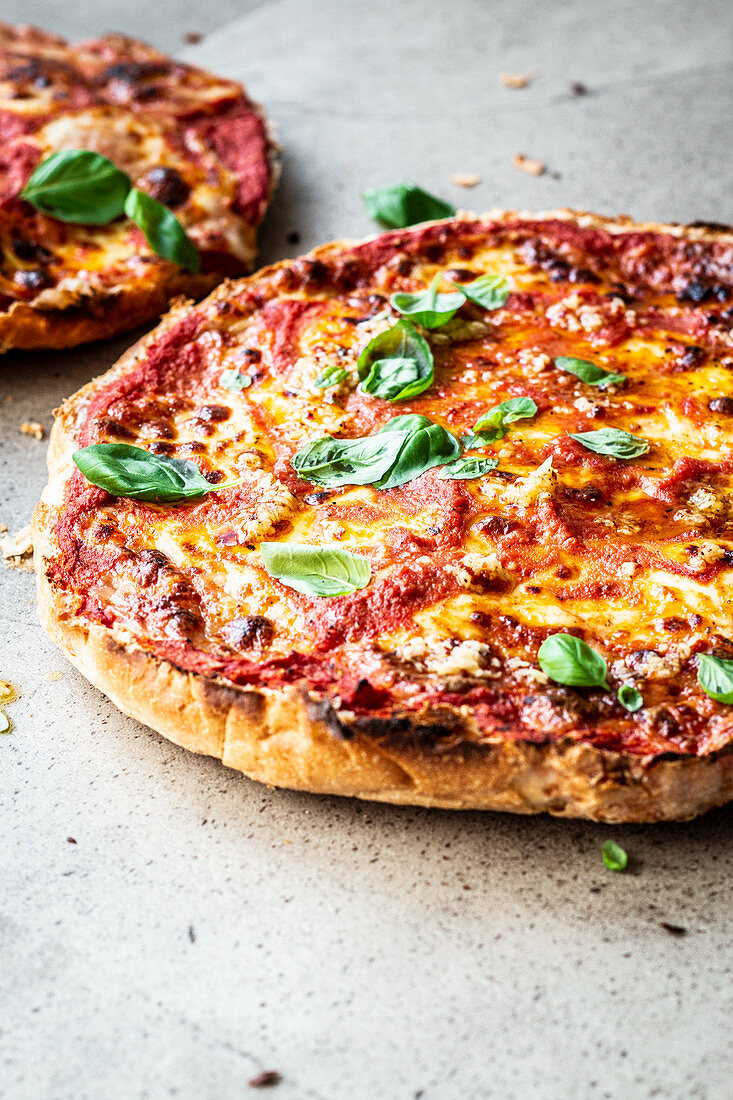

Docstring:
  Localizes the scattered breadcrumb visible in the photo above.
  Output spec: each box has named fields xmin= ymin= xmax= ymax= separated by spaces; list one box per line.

xmin=249 ymin=1070 xmax=282 ymax=1088
xmin=451 ymin=173 xmax=481 ymax=188
xmin=659 ymin=922 xmax=687 ymax=936
xmin=570 ymin=81 xmax=589 ymax=96
xmin=44 ymin=670 xmax=64 ymax=682
xmin=500 ymin=71 xmax=534 ymax=89
xmin=512 ymin=153 xmax=546 ymax=177
xmin=1 ymin=524 xmax=33 ymax=570
xmin=184 ymin=31 xmax=203 ymax=44
xmin=20 ymin=420 xmax=44 ymax=441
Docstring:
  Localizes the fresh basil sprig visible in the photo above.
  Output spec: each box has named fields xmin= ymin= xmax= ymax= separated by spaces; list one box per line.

xmin=357 ymin=320 xmax=434 ymax=401
xmin=618 ymin=685 xmax=643 ymax=712
xmin=21 ymin=150 xmax=199 ymax=271
xmin=538 ymin=633 xmax=610 ymax=689
xmin=361 ymin=183 xmax=456 ymax=228
xmin=555 ymin=356 xmax=625 ymax=388
xmin=221 ymin=369 xmax=252 ymax=392
xmin=697 ymin=654 xmax=733 ymax=703
xmin=73 ymin=443 xmax=241 ymax=503
xmin=314 ymin=364 xmax=348 ymax=389
xmin=21 ymin=150 xmax=130 ymax=224
xmin=260 ymin=542 xmax=370 ymax=597
xmin=465 ymin=397 xmax=538 ymax=446
xmin=124 ymin=189 xmax=200 ymax=273
xmin=292 ymin=414 xmax=461 ymax=491
xmin=570 ymin=428 xmax=649 ymax=460
xmin=450 ymin=274 xmax=511 ymax=311
xmin=602 ymin=840 xmax=628 ymax=872
xmin=390 ymin=273 xmax=466 ymax=329
xmin=436 ymin=455 xmax=498 ymax=480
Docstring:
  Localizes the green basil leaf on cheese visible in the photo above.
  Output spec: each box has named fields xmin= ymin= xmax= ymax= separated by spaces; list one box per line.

xmin=555 ymin=356 xmax=626 ymax=388
xmin=358 ymin=319 xmax=434 ymax=400
xmin=314 ymin=364 xmax=348 ymax=389
xmin=361 ymin=183 xmax=456 ymax=229
xmin=697 ymin=654 xmax=733 ymax=703
xmin=436 ymin=455 xmax=499 ymax=480
xmin=602 ymin=840 xmax=628 ymax=872
xmin=21 ymin=149 xmax=131 ymax=224
xmin=569 ymin=428 xmax=649 ymax=460
xmin=472 ymin=396 xmax=538 ymax=443
xmin=260 ymin=542 xmax=370 ymax=597
xmin=538 ymin=633 xmax=610 ymax=689
xmin=73 ymin=443 xmax=241 ymax=503
xmin=618 ymin=685 xmax=643 ymax=712
xmin=451 ymin=273 xmax=511 ymax=311
xmin=390 ymin=273 xmax=466 ymax=329
xmin=221 ymin=369 xmax=252 ymax=392
xmin=124 ymin=188 xmax=200 ymax=272
xmin=291 ymin=414 xmax=461 ymax=490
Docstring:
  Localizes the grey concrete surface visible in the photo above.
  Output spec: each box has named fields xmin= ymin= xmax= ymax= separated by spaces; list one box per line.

xmin=1 ymin=2 xmax=732 ymax=1098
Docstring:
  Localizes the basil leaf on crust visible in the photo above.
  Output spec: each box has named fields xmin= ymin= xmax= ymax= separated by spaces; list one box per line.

xmin=554 ymin=356 xmax=626 ymax=388
xmin=697 ymin=654 xmax=733 ymax=703
xmin=469 ymin=397 xmax=538 ymax=444
xmin=361 ymin=183 xmax=455 ymax=228
xmin=21 ymin=150 xmax=131 ymax=224
xmin=436 ymin=455 xmax=498 ymax=480
xmin=357 ymin=320 xmax=434 ymax=400
xmin=450 ymin=273 xmax=511 ymax=311
xmin=260 ymin=543 xmax=370 ymax=597
xmin=390 ymin=275 xmax=466 ymax=329
xmin=538 ymin=634 xmax=610 ymax=690
xmin=292 ymin=415 xmax=461 ymax=490
xmin=73 ymin=444 xmax=241 ymax=502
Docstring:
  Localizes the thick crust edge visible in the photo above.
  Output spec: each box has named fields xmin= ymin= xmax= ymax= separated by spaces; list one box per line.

xmin=32 ymin=210 xmax=733 ymax=821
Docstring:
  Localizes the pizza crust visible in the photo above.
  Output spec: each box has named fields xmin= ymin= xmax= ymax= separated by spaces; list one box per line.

xmin=32 ymin=211 xmax=733 ymax=821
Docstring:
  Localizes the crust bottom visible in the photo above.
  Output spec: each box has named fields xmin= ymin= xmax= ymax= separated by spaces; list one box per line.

xmin=31 ymin=209 xmax=733 ymax=821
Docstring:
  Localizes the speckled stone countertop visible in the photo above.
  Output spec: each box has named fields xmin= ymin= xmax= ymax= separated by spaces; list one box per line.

xmin=1 ymin=2 xmax=731 ymax=1097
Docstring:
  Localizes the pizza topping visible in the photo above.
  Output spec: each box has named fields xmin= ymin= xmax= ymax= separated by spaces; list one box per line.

xmin=697 ymin=654 xmax=733 ymax=703
xmin=554 ymin=355 xmax=626 ymax=389
xmin=143 ymin=165 xmax=190 ymax=208
xmin=436 ymin=456 xmax=498 ymax=480
xmin=221 ymin=368 xmax=253 ymax=392
xmin=22 ymin=149 xmax=199 ymax=271
xmin=260 ymin=542 xmax=371 ymax=597
xmin=537 ymin=633 xmax=611 ymax=689
xmin=73 ymin=443 xmax=241 ymax=502
xmin=361 ymin=183 xmax=455 ymax=228
xmin=291 ymin=414 xmax=461 ymax=490
xmin=452 ymin=273 xmax=511 ymax=311
xmin=357 ymin=319 xmax=434 ymax=401
xmin=569 ymin=428 xmax=650 ymax=460
xmin=467 ymin=397 xmax=538 ymax=445
xmin=618 ymin=685 xmax=644 ymax=712
xmin=390 ymin=273 xmax=466 ymax=328
xmin=601 ymin=841 xmax=628 ymax=872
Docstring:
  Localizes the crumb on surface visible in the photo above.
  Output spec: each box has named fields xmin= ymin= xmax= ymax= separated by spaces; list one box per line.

xmin=512 ymin=153 xmax=546 ymax=177
xmin=249 ymin=1070 xmax=282 ymax=1088
xmin=451 ymin=172 xmax=481 ymax=188
xmin=1 ymin=524 xmax=33 ymax=569
xmin=20 ymin=420 xmax=44 ymax=440
xmin=184 ymin=31 xmax=203 ymax=44
xmin=500 ymin=71 xmax=534 ymax=89
xmin=570 ymin=81 xmax=589 ymax=96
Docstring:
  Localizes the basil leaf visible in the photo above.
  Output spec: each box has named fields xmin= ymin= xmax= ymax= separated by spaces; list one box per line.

xmin=602 ymin=840 xmax=628 ymax=872
xmin=570 ymin=428 xmax=649 ymax=460
xmin=538 ymin=633 xmax=610 ymax=689
xmin=436 ymin=455 xmax=498 ymax=480
xmin=697 ymin=654 xmax=733 ymax=703
xmin=390 ymin=273 xmax=466 ymax=329
xmin=221 ymin=369 xmax=252 ymax=392
xmin=451 ymin=274 xmax=510 ymax=311
xmin=292 ymin=414 xmax=461 ymax=490
xmin=260 ymin=542 xmax=370 ymax=597
xmin=124 ymin=189 xmax=200 ymax=273
xmin=314 ymin=364 xmax=348 ymax=389
xmin=618 ymin=685 xmax=643 ymax=712
xmin=555 ymin=356 xmax=626 ymax=388
xmin=473 ymin=397 xmax=538 ymax=442
xmin=73 ymin=443 xmax=240 ymax=503
xmin=21 ymin=150 xmax=131 ymax=224
xmin=358 ymin=320 xmax=433 ymax=401
xmin=361 ymin=184 xmax=456 ymax=229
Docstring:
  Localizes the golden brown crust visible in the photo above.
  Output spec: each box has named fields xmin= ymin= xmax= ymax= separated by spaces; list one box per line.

xmin=32 ymin=210 xmax=733 ymax=820
xmin=0 ymin=23 xmax=279 ymax=350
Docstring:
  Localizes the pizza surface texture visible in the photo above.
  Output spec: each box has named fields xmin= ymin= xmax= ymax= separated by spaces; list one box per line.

xmin=0 ymin=23 xmax=277 ymax=350
xmin=34 ymin=210 xmax=733 ymax=821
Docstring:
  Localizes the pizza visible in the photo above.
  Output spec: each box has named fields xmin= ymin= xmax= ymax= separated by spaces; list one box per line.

xmin=33 ymin=209 xmax=733 ymax=822
xmin=0 ymin=23 xmax=278 ymax=350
